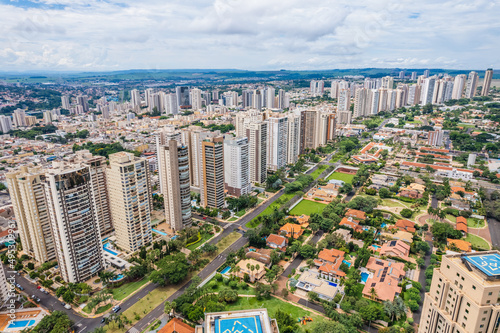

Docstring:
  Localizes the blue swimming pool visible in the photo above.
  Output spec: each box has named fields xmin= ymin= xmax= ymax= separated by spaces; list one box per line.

xmin=103 ymin=243 xmax=118 ymax=256
xmin=342 ymin=260 xmax=351 ymax=267
xmin=328 ymin=281 xmax=338 ymax=287
xmin=7 ymin=320 xmax=36 ymax=329
xmin=221 ymin=266 xmax=231 ymax=274
xmin=381 ymin=223 xmax=387 ymax=228
xmin=152 ymin=228 xmax=168 ymax=236
xmin=112 ymin=274 xmax=124 ymax=281
xmin=361 ymin=272 xmax=370 ymax=283
xmin=371 ymin=244 xmax=381 ymax=250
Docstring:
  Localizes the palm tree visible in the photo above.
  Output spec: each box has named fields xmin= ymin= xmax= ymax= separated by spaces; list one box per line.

xmin=234 ymin=266 xmax=241 ymax=281
xmin=99 ymin=271 xmax=114 ymax=285
xmin=255 ymin=264 xmax=260 ymax=280
xmin=369 ymin=287 xmax=378 ymax=301
xmin=250 ymin=265 xmax=255 ymax=282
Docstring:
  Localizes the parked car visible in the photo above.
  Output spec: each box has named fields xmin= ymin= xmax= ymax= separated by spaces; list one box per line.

xmin=113 ymin=306 xmax=121 ymax=313
xmin=37 ymin=286 xmax=41 ymax=289
xmin=61 ymin=302 xmax=66 ymax=306
xmin=64 ymin=304 xmax=71 ymax=310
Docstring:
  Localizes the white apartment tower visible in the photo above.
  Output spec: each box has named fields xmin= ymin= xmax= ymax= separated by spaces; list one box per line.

xmin=190 ymin=88 xmax=203 ymax=111
xmin=287 ymin=113 xmax=301 ymax=165
xmin=224 ymin=137 xmax=251 ymax=197
xmin=482 ymin=69 xmax=493 ymax=96
xmin=452 ymin=75 xmax=466 ymax=99
xmin=6 ymin=167 xmax=56 ymax=263
xmin=157 ymin=128 xmax=192 ymax=231
xmin=246 ymin=121 xmax=268 ymax=184
xmin=338 ymin=89 xmax=351 ymax=111
xmin=107 ymin=152 xmax=153 ymax=252
xmin=267 ymin=116 xmax=288 ymax=172
xmin=61 ymin=95 xmax=71 ymax=110
xmin=465 ymin=71 xmax=479 ymax=99
xmin=45 ymin=163 xmax=104 ymax=283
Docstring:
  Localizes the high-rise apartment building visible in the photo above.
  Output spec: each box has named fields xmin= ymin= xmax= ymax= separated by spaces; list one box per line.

xmin=428 ymin=130 xmax=443 ymax=147
xmin=277 ymin=89 xmax=287 ymax=109
xmin=12 ymin=109 xmax=27 ymax=127
xmin=6 ymin=166 xmax=56 ymax=263
xmin=76 ymin=95 xmax=89 ymax=112
xmin=266 ymin=87 xmax=275 ymax=108
xmin=419 ymin=251 xmax=500 ymax=333
xmin=246 ymin=121 xmax=268 ymax=184
xmin=0 ymin=115 xmax=12 ymax=133
xmin=381 ymin=76 xmax=394 ymax=89
xmin=310 ymin=80 xmax=324 ymax=96
xmin=0 ymin=263 xmax=9 ymax=303
xmin=452 ymin=75 xmax=467 ymax=100
xmin=130 ymin=89 xmax=141 ymax=109
xmin=74 ymin=150 xmax=114 ymax=238
xmin=61 ymin=95 xmax=71 ymax=110
xmin=224 ymin=137 xmax=250 ymax=197
xmin=242 ymin=90 xmax=253 ymax=109
xmin=156 ymin=127 xmax=192 ymax=231
xmin=337 ymin=111 xmax=352 ymax=124
xmin=201 ymin=137 xmax=225 ymax=208
xmin=190 ymin=88 xmax=203 ymax=110
xmin=107 ymin=152 xmax=152 ymax=253
xmin=465 ymin=71 xmax=479 ymax=99
xmin=287 ymin=113 xmax=301 ymax=165
xmin=300 ymin=110 xmax=319 ymax=152
xmin=326 ymin=113 xmax=337 ymax=141
xmin=267 ymin=116 xmax=288 ymax=172
xmin=45 ymin=163 xmax=104 ymax=283
xmin=482 ymin=68 xmax=493 ymax=96
xmin=421 ymin=77 xmax=436 ymax=105
xmin=176 ymin=86 xmax=190 ymax=109
xmin=338 ymin=88 xmax=351 ymax=111
xmin=353 ymin=88 xmax=368 ymax=118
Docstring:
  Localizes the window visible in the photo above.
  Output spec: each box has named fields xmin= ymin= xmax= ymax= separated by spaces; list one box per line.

xmin=489 ymin=292 xmax=493 ymax=296
xmin=473 ymin=285 xmax=476 ymax=290
xmin=487 ymin=300 xmax=491 ymax=304
xmin=447 ymin=265 xmax=450 ymax=269
xmin=465 ymin=309 xmax=469 ymax=314
xmin=482 ymin=318 xmax=486 ymax=321
xmin=467 ymin=302 xmax=470 ymax=307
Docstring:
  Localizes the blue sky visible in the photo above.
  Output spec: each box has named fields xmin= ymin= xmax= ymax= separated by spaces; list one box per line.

xmin=0 ymin=0 xmax=498 ymax=71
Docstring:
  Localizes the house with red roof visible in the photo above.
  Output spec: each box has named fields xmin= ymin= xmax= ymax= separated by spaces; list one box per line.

xmin=279 ymin=223 xmax=303 ymax=239
xmin=390 ymin=219 xmax=416 ymax=233
xmin=314 ymin=248 xmax=346 ymax=281
xmin=266 ymin=234 xmax=288 ymax=251
xmin=339 ymin=217 xmax=362 ymax=232
xmin=345 ymin=209 xmax=367 ymax=221
xmin=362 ymin=257 xmax=405 ymax=302
xmin=456 ymin=216 xmax=468 ymax=236
xmin=379 ymin=240 xmax=411 ymax=261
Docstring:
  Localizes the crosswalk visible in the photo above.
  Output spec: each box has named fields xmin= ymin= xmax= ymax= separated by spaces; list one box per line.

xmin=128 ymin=327 xmax=140 ymax=333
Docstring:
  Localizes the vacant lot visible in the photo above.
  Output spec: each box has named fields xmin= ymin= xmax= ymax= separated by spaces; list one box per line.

xmin=289 ymin=200 xmax=327 ymax=216
xmin=326 ymin=172 xmax=354 ymax=184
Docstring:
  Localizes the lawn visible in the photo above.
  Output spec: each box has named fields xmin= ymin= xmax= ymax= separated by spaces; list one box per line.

xmin=309 ymin=165 xmax=327 ymax=180
xmin=380 ymin=199 xmax=408 ymax=208
xmin=465 ymin=234 xmax=490 ymax=250
xmin=326 ymin=172 xmax=354 ymax=184
xmin=246 ymin=192 xmax=298 ymax=228
xmin=225 ymin=296 xmax=327 ymax=327
xmin=289 ymin=200 xmax=327 ymax=216
xmin=187 ymin=232 xmax=214 ymax=251
xmin=457 ymin=123 xmax=476 ymax=128
xmin=213 ymin=232 xmax=242 ymax=256
xmin=227 ymin=217 xmax=238 ymax=222
xmin=446 ymin=215 xmax=485 ymax=228
xmin=95 ymin=303 xmax=113 ymax=314
xmin=329 ymin=153 xmax=343 ymax=163
xmin=111 ymin=278 xmax=150 ymax=301
xmin=235 ymin=209 xmax=246 ymax=217
xmin=208 ymin=277 xmax=256 ymax=295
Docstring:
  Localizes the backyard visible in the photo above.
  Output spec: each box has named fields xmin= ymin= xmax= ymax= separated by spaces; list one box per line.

xmin=445 ymin=215 xmax=485 ymax=228
xmin=326 ymin=172 xmax=354 ymax=184
xmin=464 ymin=234 xmax=490 ymax=250
xmin=289 ymin=200 xmax=327 ymax=216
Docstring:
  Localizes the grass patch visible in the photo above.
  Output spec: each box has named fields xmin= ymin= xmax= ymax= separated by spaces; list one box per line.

xmin=326 ymin=172 xmax=354 ymax=184
xmin=225 ymin=296 xmax=327 ymax=327
xmin=457 ymin=123 xmax=476 ymax=128
xmin=380 ymin=199 xmax=408 ymax=208
xmin=228 ymin=217 xmax=238 ymax=222
xmin=464 ymin=234 xmax=490 ymax=250
xmin=446 ymin=214 xmax=457 ymax=223
xmin=236 ymin=209 xmax=246 ymax=217
xmin=289 ymin=200 xmax=327 ymax=216
xmin=246 ymin=192 xmax=298 ymax=228
xmin=111 ymin=278 xmax=150 ymax=301
xmin=95 ymin=303 xmax=113 ymax=314
xmin=187 ymin=232 xmax=214 ymax=251
xmin=213 ymin=232 xmax=242 ymax=255
xmin=446 ymin=215 xmax=485 ymax=228
xmin=310 ymin=165 xmax=327 ymax=180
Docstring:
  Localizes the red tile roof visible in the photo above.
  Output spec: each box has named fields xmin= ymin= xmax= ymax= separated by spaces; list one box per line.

xmin=158 ymin=318 xmax=195 ymax=333
xmin=345 ymin=209 xmax=366 ymax=220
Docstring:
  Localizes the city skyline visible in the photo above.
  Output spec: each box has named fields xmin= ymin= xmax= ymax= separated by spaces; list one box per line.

xmin=0 ymin=0 xmax=498 ymax=71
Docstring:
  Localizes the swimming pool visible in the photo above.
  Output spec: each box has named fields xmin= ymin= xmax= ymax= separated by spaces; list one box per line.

xmin=7 ymin=320 xmax=36 ymax=329
xmin=328 ymin=281 xmax=338 ymax=287
xmin=112 ymin=274 xmax=125 ymax=281
xmin=361 ymin=272 xmax=370 ymax=283
xmin=381 ymin=223 xmax=387 ymax=228
xmin=342 ymin=260 xmax=351 ymax=267
xmin=371 ymin=244 xmax=381 ymax=250
xmin=103 ymin=243 xmax=118 ymax=256
xmin=152 ymin=228 xmax=168 ymax=236
xmin=221 ymin=266 xmax=231 ymax=274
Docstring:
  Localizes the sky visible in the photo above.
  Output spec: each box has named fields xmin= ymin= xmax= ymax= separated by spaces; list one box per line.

xmin=0 ymin=0 xmax=499 ymax=72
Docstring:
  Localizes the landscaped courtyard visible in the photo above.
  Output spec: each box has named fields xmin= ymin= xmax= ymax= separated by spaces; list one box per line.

xmin=326 ymin=172 xmax=354 ymax=184
xmin=289 ymin=200 xmax=327 ymax=216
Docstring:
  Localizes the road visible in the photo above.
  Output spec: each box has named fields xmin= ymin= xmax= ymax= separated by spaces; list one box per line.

xmin=431 ymin=196 xmax=438 ymax=209
xmin=487 ymin=217 xmax=500 ymax=249
xmin=412 ymin=240 xmax=433 ymax=330
xmin=281 ymin=231 xmax=324 ymax=278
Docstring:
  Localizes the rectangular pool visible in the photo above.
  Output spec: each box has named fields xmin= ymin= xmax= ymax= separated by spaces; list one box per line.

xmin=152 ymin=228 xmax=168 ymax=236
xmin=221 ymin=266 xmax=231 ymax=274
xmin=103 ymin=243 xmax=119 ymax=256
xmin=361 ymin=272 xmax=370 ymax=283
xmin=8 ymin=320 xmax=36 ymax=329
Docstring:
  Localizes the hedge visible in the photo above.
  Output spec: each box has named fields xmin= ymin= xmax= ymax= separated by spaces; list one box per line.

xmin=186 ymin=232 xmax=202 ymax=247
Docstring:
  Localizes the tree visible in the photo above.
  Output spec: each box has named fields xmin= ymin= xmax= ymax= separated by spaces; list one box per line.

xmin=299 ymin=244 xmax=316 ymax=258
xmin=379 ymin=187 xmax=391 ymax=198
xmin=431 ymin=222 xmax=462 ymax=243
xmin=401 ymin=208 xmax=413 ymax=218
xmin=255 ymin=283 xmax=272 ymax=300
xmin=308 ymin=291 xmax=319 ymax=302
xmin=27 ymin=311 xmax=72 ymax=333
xmin=340 ymin=183 xmax=353 ymax=194
xmin=274 ymin=309 xmax=298 ymax=333
xmin=347 ymin=196 xmax=378 ymax=213
xmin=369 ymin=287 xmax=378 ymax=301
xmin=149 ymin=252 xmax=189 ymax=286
xmin=62 ymin=290 xmax=75 ymax=304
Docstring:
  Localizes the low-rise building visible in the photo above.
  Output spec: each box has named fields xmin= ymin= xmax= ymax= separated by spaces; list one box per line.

xmin=314 ymin=248 xmax=346 ymax=281
xmin=279 ymin=223 xmax=303 ymax=239
xmin=266 ymin=234 xmax=288 ymax=251
xmin=379 ymin=240 xmax=411 ymax=261
xmin=235 ymin=259 xmax=266 ymax=282
xmin=362 ymin=257 xmax=405 ymax=302
xmin=296 ymin=269 xmax=339 ymax=301
xmin=196 ymin=309 xmax=279 ymax=333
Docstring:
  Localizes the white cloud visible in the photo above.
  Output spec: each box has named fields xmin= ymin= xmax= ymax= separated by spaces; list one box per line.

xmin=0 ymin=0 xmax=498 ymax=71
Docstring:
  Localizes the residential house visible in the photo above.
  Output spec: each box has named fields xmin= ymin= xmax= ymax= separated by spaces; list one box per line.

xmin=158 ymin=318 xmax=195 ymax=333
xmin=345 ymin=209 xmax=367 ymax=221
xmin=362 ymin=257 xmax=405 ymax=302
xmin=339 ymin=217 xmax=362 ymax=232
xmin=286 ymin=214 xmax=309 ymax=227
xmin=333 ymin=229 xmax=351 ymax=243
xmin=266 ymin=234 xmax=288 ymax=251
xmin=279 ymin=223 xmax=303 ymax=239
xmin=235 ymin=259 xmax=266 ymax=282
xmin=398 ymin=189 xmax=423 ymax=199
xmin=314 ymin=248 xmax=346 ymax=281
xmin=245 ymin=248 xmax=272 ymax=268
xmin=447 ymin=238 xmax=472 ymax=253
xmin=391 ymin=219 xmax=416 ymax=233
xmin=380 ymin=230 xmax=414 ymax=244
xmin=296 ymin=269 xmax=339 ymax=301
xmin=456 ymin=216 xmax=468 ymax=236
xmin=379 ymin=240 xmax=411 ymax=261
xmin=450 ymin=198 xmax=470 ymax=211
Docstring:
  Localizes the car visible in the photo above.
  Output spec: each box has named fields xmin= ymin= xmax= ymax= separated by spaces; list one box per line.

xmin=64 ymin=304 xmax=71 ymax=310
xmin=61 ymin=302 xmax=66 ymax=306
xmin=203 ymin=217 xmax=207 ymax=220
xmin=113 ymin=306 xmax=121 ymax=313
xmin=37 ymin=286 xmax=41 ymax=289
xmin=31 ymin=295 xmax=36 ymax=299
xmin=101 ymin=318 xmax=106 ymax=324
